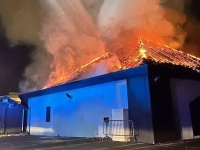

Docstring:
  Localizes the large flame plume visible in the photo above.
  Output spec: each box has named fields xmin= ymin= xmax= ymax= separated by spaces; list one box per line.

xmin=43 ymin=0 xmax=189 ymax=89
xmin=44 ymin=38 xmax=200 ymax=88
xmin=0 ymin=0 xmax=199 ymax=92
xmin=40 ymin=0 xmax=105 ymax=89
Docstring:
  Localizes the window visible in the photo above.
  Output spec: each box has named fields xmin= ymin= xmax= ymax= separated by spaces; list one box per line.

xmin=2 ymin=98 xmax=8 ymax=103
xmin=46 ymin=106 xmax=51 ymax=122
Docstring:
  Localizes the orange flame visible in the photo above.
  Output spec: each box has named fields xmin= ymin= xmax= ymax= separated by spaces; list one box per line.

xmin=43 ymin=38 xmax=200 ymax=89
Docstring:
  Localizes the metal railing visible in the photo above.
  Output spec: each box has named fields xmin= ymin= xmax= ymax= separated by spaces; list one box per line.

xmin=103 ymin=120 xmax=135 ymax=141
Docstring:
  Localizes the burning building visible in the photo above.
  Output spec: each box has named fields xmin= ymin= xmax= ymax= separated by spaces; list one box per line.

xmin=19 ymin=39 xmax=200 ymax=144
xmin=44 ymin=38 xmax=200 ymax=88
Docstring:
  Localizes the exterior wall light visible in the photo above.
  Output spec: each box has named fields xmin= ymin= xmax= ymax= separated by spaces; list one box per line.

xmin=66 ymin=93 xmax=73 ymax=99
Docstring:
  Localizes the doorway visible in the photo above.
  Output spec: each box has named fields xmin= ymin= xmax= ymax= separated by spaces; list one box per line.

xmin=190 ymin=96 xmax=200 ymax=136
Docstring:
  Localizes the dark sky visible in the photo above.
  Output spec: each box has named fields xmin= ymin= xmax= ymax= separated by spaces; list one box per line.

xmin=191 ymin=0 xmax=200 ymax=20
xmin=0 ymin=19 xmax=33 ymax=95
xmin=0 ymin=0 xmax=200 ymax=96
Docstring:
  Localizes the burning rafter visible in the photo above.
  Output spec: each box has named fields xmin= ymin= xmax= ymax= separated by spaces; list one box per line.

xmin=44 ymin=38 xmax=200 ymax=88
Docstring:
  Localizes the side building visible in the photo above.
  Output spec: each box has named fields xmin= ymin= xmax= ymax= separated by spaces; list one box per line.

xmin=0 ymin=95 xmax=26 ymax=134
xmin=19 ymin=64 xmax=200 ymax=143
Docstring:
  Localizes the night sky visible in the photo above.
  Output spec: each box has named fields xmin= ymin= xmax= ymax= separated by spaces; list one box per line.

xmin=0 ymin=0 xmax=200 ymax=95
xmin=0 ymin=19 xmax=34 ymax=95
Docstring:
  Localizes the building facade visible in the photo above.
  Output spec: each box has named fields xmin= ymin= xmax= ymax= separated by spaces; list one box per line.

xmin=19 ymin=64 xmax=200 ymax=143
xmin=0 ymin=96 xmax=25 ymax=134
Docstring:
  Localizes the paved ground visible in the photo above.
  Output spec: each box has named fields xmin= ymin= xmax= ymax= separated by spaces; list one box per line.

xmin=0 ymin=135 xmax=199 ymax=150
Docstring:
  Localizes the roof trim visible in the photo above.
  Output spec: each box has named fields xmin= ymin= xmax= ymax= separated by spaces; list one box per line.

xmin=19 ymin=64 xmax=148 ymax=105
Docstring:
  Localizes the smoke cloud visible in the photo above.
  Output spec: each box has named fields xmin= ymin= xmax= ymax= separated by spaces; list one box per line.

xmin=0 ymin=0 xmax=42 ymax=44
xmin=0 ymin=0 xmax=105 ymax=92
xmin=0 ymin=0 xmax=50 ymax=92
xmin=0 ymin=0 xmax=199 ymax=92
xmin=98 ymin=0 xmax=187 ymax=49
xmin=40 ymin=0 xmax=105 ymax=87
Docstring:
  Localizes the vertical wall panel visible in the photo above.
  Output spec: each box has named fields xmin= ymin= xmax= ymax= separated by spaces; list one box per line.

xmin=5 ymin=108 xmax=23 ymax=134
xmin=127 ymin=76 xmax=154 ymax=143
xmin=170 ymin=78 xmax=200 ymax=139
xmin=0 ymin=97 xmax=24 ymax=134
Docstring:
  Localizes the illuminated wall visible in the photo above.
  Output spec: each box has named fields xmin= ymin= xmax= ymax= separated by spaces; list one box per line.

xmin=29 ymin=80 xmax=128 ymax=137
xmin=0 ymin=97 xmax=25 ymax=134
xmin=127 ymin=76 xmax=154 ymax=143
xmin=23 ymin=65 xmax=154 ymax=143
xmin=21 ymin=64 xmax=200 ymax=143
xmin=170 ymin=78 xmax=200 ymax=140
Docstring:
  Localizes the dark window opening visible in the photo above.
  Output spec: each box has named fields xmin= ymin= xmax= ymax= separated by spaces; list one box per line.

xmin=46 ymin=106 xmax=51 ymax=122
xmin=190 ymin=96 xmax=200 ymax=136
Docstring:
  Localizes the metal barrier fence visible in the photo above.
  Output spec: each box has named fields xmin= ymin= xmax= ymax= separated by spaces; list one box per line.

xmin=103 ymin=120 xmax=134 ymax=139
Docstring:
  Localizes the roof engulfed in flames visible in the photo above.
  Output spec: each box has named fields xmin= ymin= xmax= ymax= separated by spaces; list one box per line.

xmin=44 ymin=38 xmax=200 ymax=88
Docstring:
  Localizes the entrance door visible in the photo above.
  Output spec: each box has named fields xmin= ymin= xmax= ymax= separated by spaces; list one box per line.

xmin=190 ymin=96 xmax=200 ymax=136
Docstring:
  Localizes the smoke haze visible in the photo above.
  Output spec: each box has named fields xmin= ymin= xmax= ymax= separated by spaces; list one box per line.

xmin=40 ymin=0 xmax=105 ymax=87
xmin=98 ymin=0 xmax=187 ymax=49
xmin=0 ymin=0 xmax=199 ymax=92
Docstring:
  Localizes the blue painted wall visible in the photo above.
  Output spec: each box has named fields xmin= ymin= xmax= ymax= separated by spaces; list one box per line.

xmin=127 ymin=76 xmax=154 ymax=143
xmin=20 ymin=65 xmax=148 ymax=107
xmin=170 ymin=78 xmax=200 ymax=139
xmin=20 ymin=65 xmax=155 ymax=143
xmin=0 ymin=96 xmax=25 ymax=134
xmin=29 ymin=80 xmax=128 ymax=137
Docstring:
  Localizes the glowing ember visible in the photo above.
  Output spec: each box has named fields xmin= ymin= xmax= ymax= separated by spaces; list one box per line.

xmin=138 ymin=38 xmax=147 ymax=58
xmin=43 ymin=38 xmax=200 ymax=89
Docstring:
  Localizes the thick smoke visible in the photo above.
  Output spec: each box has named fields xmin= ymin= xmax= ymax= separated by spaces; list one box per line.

xmin=77 ymin=54 xmax=121 ymax=80
xmin=98 ymin=0 xmax=187 ymax=49
xmin=0 ymin=0 xmax=50 ymax=92
xmin=0 ymin=0 xmax=42 ymax=44
xmin=0 ymin=0 xmax=199 ymax=92
xmin=82 ymin=0 xmax=105 ymax=23
xmin=0 ymin=0 xmax=105 ymax=92
xmin=40 ymin=0 xmax=105 ymax=86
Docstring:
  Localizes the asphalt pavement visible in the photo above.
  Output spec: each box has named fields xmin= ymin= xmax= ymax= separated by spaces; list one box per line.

xmin=0 ymin=135 xmax=199 ymax=150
